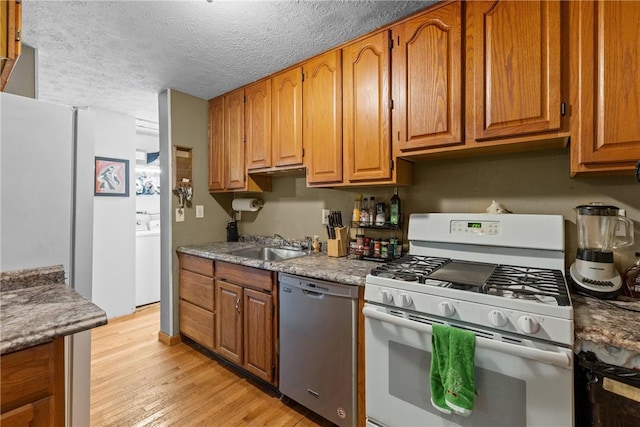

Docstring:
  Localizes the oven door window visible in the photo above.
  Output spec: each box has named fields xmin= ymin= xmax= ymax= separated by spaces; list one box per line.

xmin=365 ymin=312 xmax=573 ymax=427
xmin=389 ymin=341 xmax=525 ymax=426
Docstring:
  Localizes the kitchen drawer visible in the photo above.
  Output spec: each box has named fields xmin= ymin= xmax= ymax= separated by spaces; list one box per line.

xmin=0 ymin=396 xmax=54 ymax=427
xmin=1 ymin=341 xmax=55 ymax=413
xmin=179 ymin=269 xmax=214 ymax=311
xmin=179 ymin=300 xmax=214 ymax=350
xmin=180 ymin=254 xmax=214 ymax=277
xmin=215 ymin=261 xmax=274 ymax=292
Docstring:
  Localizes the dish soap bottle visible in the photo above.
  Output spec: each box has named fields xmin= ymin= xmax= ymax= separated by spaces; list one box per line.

xmin=623 ymin=252 xmax=640 ymax=298
xmin=390 ymin=187 xmax=401 ymax=226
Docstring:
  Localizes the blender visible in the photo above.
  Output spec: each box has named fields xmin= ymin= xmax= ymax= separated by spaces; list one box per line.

xmin=569 ymin=203 xmax=634 ymax=298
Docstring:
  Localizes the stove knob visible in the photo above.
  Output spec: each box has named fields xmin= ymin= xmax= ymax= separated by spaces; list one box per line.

xmin=380 ymin=290 xmax=393 ymax=304
xmin=438 ymin=301 xmax=455 ymax=317
xmin=488 ymin=310 xmax=508 ymax=327
xmin=517 ymin=315 xmax=540 ymax=334
xmin=398 ymin=293 xmax=413 ymax=307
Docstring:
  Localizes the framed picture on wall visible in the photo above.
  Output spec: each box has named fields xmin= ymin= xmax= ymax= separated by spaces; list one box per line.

xmin=94 ymin=156 xmax=129 ymax=197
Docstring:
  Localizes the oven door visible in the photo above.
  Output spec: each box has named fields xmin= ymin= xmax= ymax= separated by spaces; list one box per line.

xmin=363 ymin=303 xmax=574 ymax=427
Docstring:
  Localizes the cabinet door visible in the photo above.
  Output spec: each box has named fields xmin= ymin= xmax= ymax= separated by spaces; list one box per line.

xmin=272 ymin=67 xmax=303 ymax=167
xmin=570 ymin=0 xmax=640 ymax=173
xmin=243 ymin=289 xmax=273 ymax=383
xmin=245 ymin=80 xmax=272 ymax=170
xmin=208 ymin=97 xmax=225 ymax=191
xmin=215 ymin=281 xmax=243 ymax=365
xmin=0 ymin=397 xmax=54 ymax=427
xmin=224 ymin=89 xmax=246 ymax=190
xmin=393 ymin=1 xmax=462 ymax=152
xmin=304 ymin=50 xmax=343 ymax=185
xmin=0 ymin=0 xmax=21 ymax=92
xmin=343 ymin=31 xmax=392 ymax=182
xmin=466 ymin=0 xmax=562 ymax=141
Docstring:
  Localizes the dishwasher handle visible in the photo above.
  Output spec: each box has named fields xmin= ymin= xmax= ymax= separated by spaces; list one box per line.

xmin=302 ymin=289 xmax=324 ymax=298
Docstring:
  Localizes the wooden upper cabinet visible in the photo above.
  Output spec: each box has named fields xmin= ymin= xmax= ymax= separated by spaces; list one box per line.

xmin=466 ymin=0 xmax=562 ymax=141
xmin=343 ymin=31 xmax=392 ymax=182
xmin=1 ymin=0 xmax=21 ymax=92
xmin=570 ymin=0 xmax=640 ymax=174
xmin=245 ymin=80 xmax=272 ymax=170
xmin=224 ymin=89 xmax=246 ymax=190
xmin=393 ymin=1 xmax=463 ymax=152
xmin=272 ymin=67 xmax=303 ymax=167
xmin=208 ymin=97 xmax=225 ymax=191
xmin=303 ymin=50 xmax=343 ymax=185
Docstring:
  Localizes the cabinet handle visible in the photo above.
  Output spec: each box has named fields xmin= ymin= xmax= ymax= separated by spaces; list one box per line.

xmin=235 ymin=298 xmax=240 ymax=313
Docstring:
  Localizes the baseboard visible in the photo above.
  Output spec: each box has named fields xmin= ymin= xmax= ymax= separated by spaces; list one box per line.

xmin=158 ymin=330 xmax=182 ymax=346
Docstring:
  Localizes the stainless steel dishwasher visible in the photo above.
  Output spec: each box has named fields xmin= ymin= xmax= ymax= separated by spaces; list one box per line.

xmin=278 ymin=273 xmax=359 ymax=427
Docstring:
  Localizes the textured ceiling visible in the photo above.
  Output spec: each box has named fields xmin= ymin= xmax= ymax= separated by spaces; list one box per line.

xmin=22 ymin=0 xmax=434 ymax=124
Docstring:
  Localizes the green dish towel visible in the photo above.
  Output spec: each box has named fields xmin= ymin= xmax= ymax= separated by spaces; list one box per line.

xmin=430 ymin=324 xmax=476 ymax=417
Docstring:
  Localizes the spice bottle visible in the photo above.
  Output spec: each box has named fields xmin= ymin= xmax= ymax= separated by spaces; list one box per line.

xmin=623 ymin=252 xmax=640 ymax=298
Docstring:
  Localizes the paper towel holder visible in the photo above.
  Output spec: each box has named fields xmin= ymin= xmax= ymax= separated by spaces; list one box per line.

xmin=232 ymin=198 xmax=263 ymax=220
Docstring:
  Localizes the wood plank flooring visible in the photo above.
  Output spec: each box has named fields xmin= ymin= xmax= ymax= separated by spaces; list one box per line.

xmin=90 ymin=303 xmax=333 ymax=427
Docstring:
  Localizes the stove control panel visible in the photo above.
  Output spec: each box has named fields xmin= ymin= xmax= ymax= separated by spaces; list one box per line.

xmin=451 ymin=220 xmax=500 ymax=236
xmin=364 ymin=281 xmax=574 ymax=345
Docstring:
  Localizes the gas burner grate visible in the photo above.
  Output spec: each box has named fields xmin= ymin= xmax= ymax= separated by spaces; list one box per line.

xmin=482 ymin=265 xmax=570 ymax=306
xmin=370 ymin=255 xmax=449 ymax=283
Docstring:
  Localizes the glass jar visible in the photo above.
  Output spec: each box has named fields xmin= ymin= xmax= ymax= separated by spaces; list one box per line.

xmin=623 ymin=252 xmax=640 ymax=298
xmin=381 ymin=240 xmax=389 ymax=259
xmin=373 ymin=239 xmax=381 ymax=257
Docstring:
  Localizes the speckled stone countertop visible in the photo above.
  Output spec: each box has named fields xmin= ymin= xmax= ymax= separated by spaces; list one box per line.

xmin=177 ymin=240 xmax=379 ymax=287
xmin=573 ymin=293 xmax=640 ymax=369
xmin=1 ymin=265 xmax=108 ymax=355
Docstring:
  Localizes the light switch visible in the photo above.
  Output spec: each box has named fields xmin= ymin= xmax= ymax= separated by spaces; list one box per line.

xmin=196 ymin=205 xmax=204 ymax=218
xmin=176 ymin=208 xmax=185 ymax=222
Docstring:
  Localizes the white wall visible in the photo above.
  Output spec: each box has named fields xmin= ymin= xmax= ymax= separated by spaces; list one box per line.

xmin=92 ymin=108 xmax=137 ymax=318
xmin=0 ymin=93 xmax=74 ymax=273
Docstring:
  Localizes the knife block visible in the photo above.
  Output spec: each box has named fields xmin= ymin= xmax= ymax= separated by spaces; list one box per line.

xmin=327 ymin=227 xmax=348 ymax=257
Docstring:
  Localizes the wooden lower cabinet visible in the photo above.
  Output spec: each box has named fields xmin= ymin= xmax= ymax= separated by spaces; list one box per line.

xmin=179 ymin=254 xmax=215 ymax=351
xmin=0 ymin=338 xmax=64 ymax=427
xmin=215 ymin=262 xmax=277 ymax=385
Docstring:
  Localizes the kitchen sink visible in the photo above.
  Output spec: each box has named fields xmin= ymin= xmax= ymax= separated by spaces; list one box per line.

xmin=228 ymin=247 xmax=307 ymax=262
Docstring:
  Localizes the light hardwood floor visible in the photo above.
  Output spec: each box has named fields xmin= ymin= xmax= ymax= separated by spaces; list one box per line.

xmin=90 ymin=303 xmax=333 ymax=427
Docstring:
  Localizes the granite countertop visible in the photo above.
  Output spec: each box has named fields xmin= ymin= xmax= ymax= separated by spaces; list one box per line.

xmin=178 ymin=240 xmax=379 ymax=287
xmin=573 ymin=293 xmax=640 ymax=369
xmin=1 ymin=265 xmax=108 ymax=355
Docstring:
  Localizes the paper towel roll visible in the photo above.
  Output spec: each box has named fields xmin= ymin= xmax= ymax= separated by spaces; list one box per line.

xmin=232 ymin=198 xmax=263 ymax=212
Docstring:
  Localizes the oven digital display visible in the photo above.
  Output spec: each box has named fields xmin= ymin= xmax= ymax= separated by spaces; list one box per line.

xmin=468 ymin=222 xmax=482 ymax=229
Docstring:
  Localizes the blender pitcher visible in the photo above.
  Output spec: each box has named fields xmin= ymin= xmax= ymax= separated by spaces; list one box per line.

xmin=570 ymin=203 xmax=635 ymax=299
xmin=575 ymin=203 xmax=634 ymax=252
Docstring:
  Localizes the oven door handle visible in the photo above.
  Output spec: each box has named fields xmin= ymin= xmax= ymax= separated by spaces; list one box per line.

xmin=363 ymin=306 xmax=571 ymax=368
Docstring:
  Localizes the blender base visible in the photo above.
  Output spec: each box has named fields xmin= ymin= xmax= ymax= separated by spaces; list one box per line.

xmin=569 ymin=263 xmax=622 ymax=299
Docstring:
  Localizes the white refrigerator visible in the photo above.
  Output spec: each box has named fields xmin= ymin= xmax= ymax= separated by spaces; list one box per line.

xmin=1 ymin=92 xmax=96 ymax=427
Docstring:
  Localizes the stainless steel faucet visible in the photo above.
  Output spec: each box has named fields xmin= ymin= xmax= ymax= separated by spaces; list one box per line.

xmin=274 ymin=233 xmax=294 ymax=248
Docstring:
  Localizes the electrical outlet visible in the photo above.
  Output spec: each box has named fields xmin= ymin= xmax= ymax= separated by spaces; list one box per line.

xmin=176 ymin=208 xmax=185 ymax=222
xmin=322 ymin=209 xmax=330 ymax=225
xmin=196 ymin=205 xmax=204 ymax=218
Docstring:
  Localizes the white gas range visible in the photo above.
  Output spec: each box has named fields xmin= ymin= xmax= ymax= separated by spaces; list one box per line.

xmin=363 ymin=213 xmax=574 ymax=427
